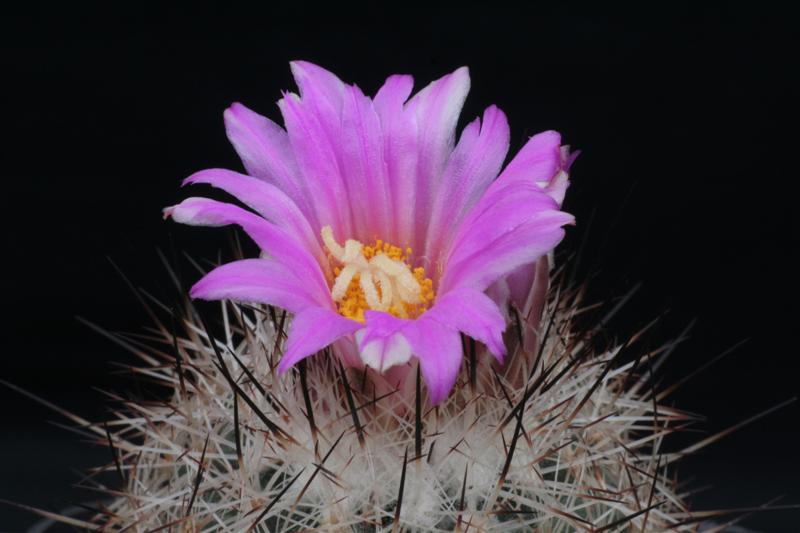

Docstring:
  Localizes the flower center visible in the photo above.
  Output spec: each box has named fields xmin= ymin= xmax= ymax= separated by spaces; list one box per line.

xmin=321 ymin=226 xmax=435 ymax=323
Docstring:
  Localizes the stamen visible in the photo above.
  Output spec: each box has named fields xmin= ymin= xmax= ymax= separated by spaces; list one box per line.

xmin=374 ymin=270 xmax=393 ymax=309
xmin=321 ymin=226 xmax=344 ymax=260
xmin=321 ymin=226 xmax=435 ymax=322
xmin=370 ymin=254 xmax=407 ymax=278
xmin=331 ymin=263 xmax=358 ymax=302
xmin=359 ymin=270 xmax=382 ymax=310
xmin=343 ymin=240 xmax=365 ymax=264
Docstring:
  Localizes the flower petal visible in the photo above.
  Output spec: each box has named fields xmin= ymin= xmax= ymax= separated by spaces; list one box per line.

xmin=338 ymin=84 xmax=392 ymax=239
xmin=423 ymin=288 xmax=506 ymax=362
xmin=356 ymin=329 xmax=412 ymax=372
xmin=357 ymin=278 xmax=512 ymax=403
xmin=442 ymin=207 xmax=573 ymax=293
xmin=373 ymin=74 xmax=414 ymax=118
xmin=278 ymin=92 xmax=353 ymax=239
xmin=356 ymin=319 xmax=413 ymax=373
xmin=505 ymin=255 xmax=550 ymax=318
xmin=183 ymin=168 xmax=324 ymax=263
xmin=446 ymin=185 xmax=562 ymax=267
xmin=373 ymin=74 xmax=418 ymax=246
xmin=223 ymin=103 xmax=313 ymax=219
xmin=289 ymin=60 xmax=345 ymax=115
xmin=405 ymin=67 xmax=471 ymax=253
xmin=164 ymin=197 xmax=329 ymax=297
xmin=473 ymin=132 xmax=571 ymax=328
xmin=190 ymin=259 xmax=328 ymax=312
xmin=361 ymin=310 xmax=463 ymax=405
xmin=485 ymin=277 xmax=512 ymax=320
xmin=278 ymin=308 xmax=363 ymax=372
xmin=402 ymin=317 xmax=463 ymax=405
xmin=425 ymin=105 xmax=510 ymax=262
xmin=495 ymin=130 xmax=563 ymax=194
xmin=545 ymin=170 xmax=570 ymax=206
xmin=283 ymin=61 xmax=353 ymax=236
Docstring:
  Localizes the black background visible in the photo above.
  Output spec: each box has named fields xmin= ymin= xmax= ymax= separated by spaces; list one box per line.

xmin=2 ymin=3 xmax=798 ymax=531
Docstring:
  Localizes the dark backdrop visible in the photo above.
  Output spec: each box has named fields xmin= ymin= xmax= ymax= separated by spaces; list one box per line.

xmin=2 ymin=3 xmax=798 ymax=531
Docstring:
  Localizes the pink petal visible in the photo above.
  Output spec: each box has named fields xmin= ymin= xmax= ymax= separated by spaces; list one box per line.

xmin=284 ymin=61 xmax=354 ymax=235
xmin=360 ymin=310 xmax=406 ymax=344
xmin=527 ymin=255 xmax=551 ymax=326
xmin=278 ymin=307 xmax=363 ymax=372
xmin=402 ymin=316 xmax=463 ymax=405
xmin=373 ymin=74 xmax=414 ymax=117
xmin=422 ymin=288 xmax=506 ymax=362
xmin=405 ymin=67 xmax=471 ymax=254
xmin=541 ymin=146 xmax=576 ymax=206
xmin=373 ymin=74 xmax=418 ymax=246
xmin=278 ymin=93 xmax=353 ymax=239
xmin=442 ymin=209 xmax=573 ymax=293
xmin=491 ymin=255 xmax=551 ymax=352
xmin=447 ymin=186 xmax=562 ymax=266
xmin=485 ymin=277 xmax=512 ymax=321
xmin=361 ymin=308 xmax=475 ymax=405
xmin=289 ymin=61 xmax=345 ymax=115
xmin=338 ymin=84 xmax=392 ymax=240
xmin=356 ymin=313 xmax=413 ymax=372
xmin=496 ymin=130 xmax=563 ymax=193
xmin=505 ymin=255 xmax=550 ymax=319
xmin=474 ymin=132 xmax=572 ymax=328
xmin=164 ymin=197 xmax=329 ymax=298
xmin=190 ymin=259 xmax=329 ymax=312
xmin=544 ymin=170 xmax=570 ymax=206
xmin=425 ymin=105 xmax=510 ymax=262
xmin=223 ymin=103 xmax=313 ymax=220
xmin=183 ymin=169 xmax=324 ymax=265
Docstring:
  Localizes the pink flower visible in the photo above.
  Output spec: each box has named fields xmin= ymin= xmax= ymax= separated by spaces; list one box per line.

xmin=165 ymin=61 xmax=574 ymax=404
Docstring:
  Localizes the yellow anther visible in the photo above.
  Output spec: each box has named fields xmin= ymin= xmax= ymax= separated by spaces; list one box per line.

xmin=321 ymin=226 xmax=435 ymax=323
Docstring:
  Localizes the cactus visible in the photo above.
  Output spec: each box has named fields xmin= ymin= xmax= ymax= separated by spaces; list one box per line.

xmin=70 ymin=271 xmax=707 ymax=532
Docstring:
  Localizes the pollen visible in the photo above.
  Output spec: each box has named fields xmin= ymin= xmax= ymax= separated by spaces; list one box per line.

xmin=321 ymin=226 xmax=435 ymax=323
